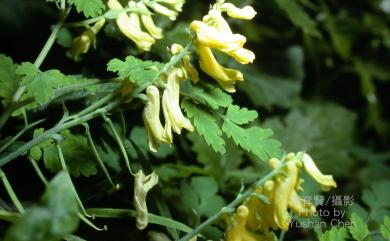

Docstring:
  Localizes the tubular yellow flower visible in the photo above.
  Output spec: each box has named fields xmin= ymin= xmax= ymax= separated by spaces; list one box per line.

xmin=158 ymin=0 xmax=185 ymax=12
xmin=204 ymin=9 xmax=232 ymax=34
xmin=142 ymin=85 xmax=169 ymax=152
xmin=140 ymin=13 xmax=163 ymax=39
xmin=133 ymin=170 xmax=159 ymax=230
xmin=68 ymin=19 xmax=106 ymax=61
xmin=288 ymin=190 xmax=316 ymax=217
xmin=162 ymin=69 xmax=194 ymax=141
xmin=194 ymin=40 xmax=244 ymax=93
xmin=190 ymin=21 xmax=246 ymax=52
xmin=302 ymin=153 xmax=337 ymax=191
xmin=148 ymin=2 xmax=178 ymax=20
xmin=227 ymin=48 xmax=256 ymax=64
xmin=220 ymin=3 xmax=257 ymax=20
xmin=107 ymin=0 xmax=155 ymax=51
xmin=273 ymin=161 xmax=298 ymax=231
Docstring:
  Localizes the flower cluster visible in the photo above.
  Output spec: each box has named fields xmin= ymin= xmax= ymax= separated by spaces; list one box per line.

xmin=190 ymin=2 xmax=257 ymax=93
xmin=225 ymin=153 xmax=337 ymax=241
xmin=142 ymin=44 xmax=195 ymax=152
xmin=108 ymin=0 xmax=184 ymax=51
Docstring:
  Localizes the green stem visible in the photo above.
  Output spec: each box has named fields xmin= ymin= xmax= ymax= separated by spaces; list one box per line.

xmin=34 ymin=9 xmax=69 ymax=68
xmin=29 ymin=158 xmax=49 ymax=186
xmin=102 ymin=114 xmax=135 ymax=175
xmin=83 ymin=123 xmax=118 ymax=189
xmin=56 ymin=144 xmax=90 ymax=217
xmin=75 ymin=92 xmax=116 ymax=118
xmin=0 ymin=8 xmax=69 ymax=133
xmin=0 ymin=119 xmax=45 ymax=154
xmin=178 ymin=163 xmax=286 ymax=241
xmin=0 ymin=169 xmax=25 ymax=213
xmin=0 ymin=210 xmax=21 ymax=223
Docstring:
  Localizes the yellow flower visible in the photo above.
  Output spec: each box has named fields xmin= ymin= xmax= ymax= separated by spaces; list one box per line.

xmin=148 ymin=2 xmax=178 ymax=20
xmin=140 ymin=13 xmax=163 ymax=39
xmin=288 ymin=190 xmax=316 ymax=217
xmin=302 ymin=153 xmax=337 ymax=191
xmin=273 ymin=161 xmax=298 ymax=231
xmin=190 ymin=20 xmax=246 ymax=52
xmin=142 ymin=86 xmax=169 ymax=152
xmin=220 ymin=3 xmax=257 ymax=20
xmin=108 ymin=0 xmax=155 ymax=51
xmin=133 ymin=170 xmax=159 ymax=230
xmin=162 ymin=69 xmax=194 ymax=141
xmin=226 ymin=205 xmax=273 ymax=241
xmin=157 ymin=0 xmax=185 ymax=12
xmin=136 ymin=2 xmax=163 ymax=39
xmin=190 ymin=3 xmax=256 ymax=91
xmin=68 ymin=19 xmax=105 ymax=61
xmin=171 ymin=44 xmax=199 ymax=83
xmin=194 ymin=40 xmax=244 ymax=93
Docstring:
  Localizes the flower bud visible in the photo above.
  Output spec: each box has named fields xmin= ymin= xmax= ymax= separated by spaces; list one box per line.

xmin=133 ymin=170 xmax=159 ymax=230
xmin=170 ymin=44 xmax=199 ymax=83
xmin=220 ymin=3 xmax=257 ymax=20
xmin=68 ymin=19 xmax=106 ymax=61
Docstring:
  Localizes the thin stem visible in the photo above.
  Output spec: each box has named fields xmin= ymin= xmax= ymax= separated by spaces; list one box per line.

xmin=0 ymin=169 xmax=25 ymax=213
xmin=29 ymin=158 xmax=49 ymax=186
xmin=0 ymin=119 xmax=45 ymax=154
xmin=0 ymin=97 xmax=121 ymax=168
xmin=78 ymin=213 xmax=107 ymax=231
xmin=34 ymin=8 xmax=69 ymax=68
xmin=178 ymin=162 xmax=286 ymax=241
xmin=102 ymin=114 xmax=135 ymax=175
xmin=0 ymin=210 xmax=21 ymax=223
xmin=0 ymin=7 xmax=69 ymax=133
xmin=56 ymin=144 xmax=90 ymax=217
xmin=75 ymin=92 xmax=116 ymax=118
xmin=83 ymin=123 xmax=118 ymax=189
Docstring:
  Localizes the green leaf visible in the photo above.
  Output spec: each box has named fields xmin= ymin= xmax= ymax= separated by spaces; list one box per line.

xmin=224 ymin=105 xmax=258 ymax=125
xmin=4 ymin=172 xmax=79 ymax=241
xmin=182 ymin=100 xmax=225 ymax=154
xmin=349 ymin=213 xmax=370 ymax=241
xmin=316 ymin=227 xmax=349 ymax=241
xmin=68 ymin=0 xmax=105 ymax=18
xmin=263 ymin=103 xmax=356 ymax=176
xmin=41 ymin=130 xmax=97 ymax=177
xmin=0 ymin=54 xmax=19 ymax=106
xmin=107 ymin=56 xmax=163 ymax=85
xmin=380 ymin=216 xmax=390 ymax=240
xmin=222 ymin=120 xmax=281 ymax=161
xmin=64 ymin=234 xmax=87 ymax=241
xmin=362 ymin=180 xmax=390 ymax=223
xmin=275 ymin=0 xmax=321 ymax=37
xmin=181 ymin=176 xmax=225 ymax=217
xmin=184 ymin=83 xmax=233 ymax=110
xmin=16 ymin=63 xmax=82 ymax=105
